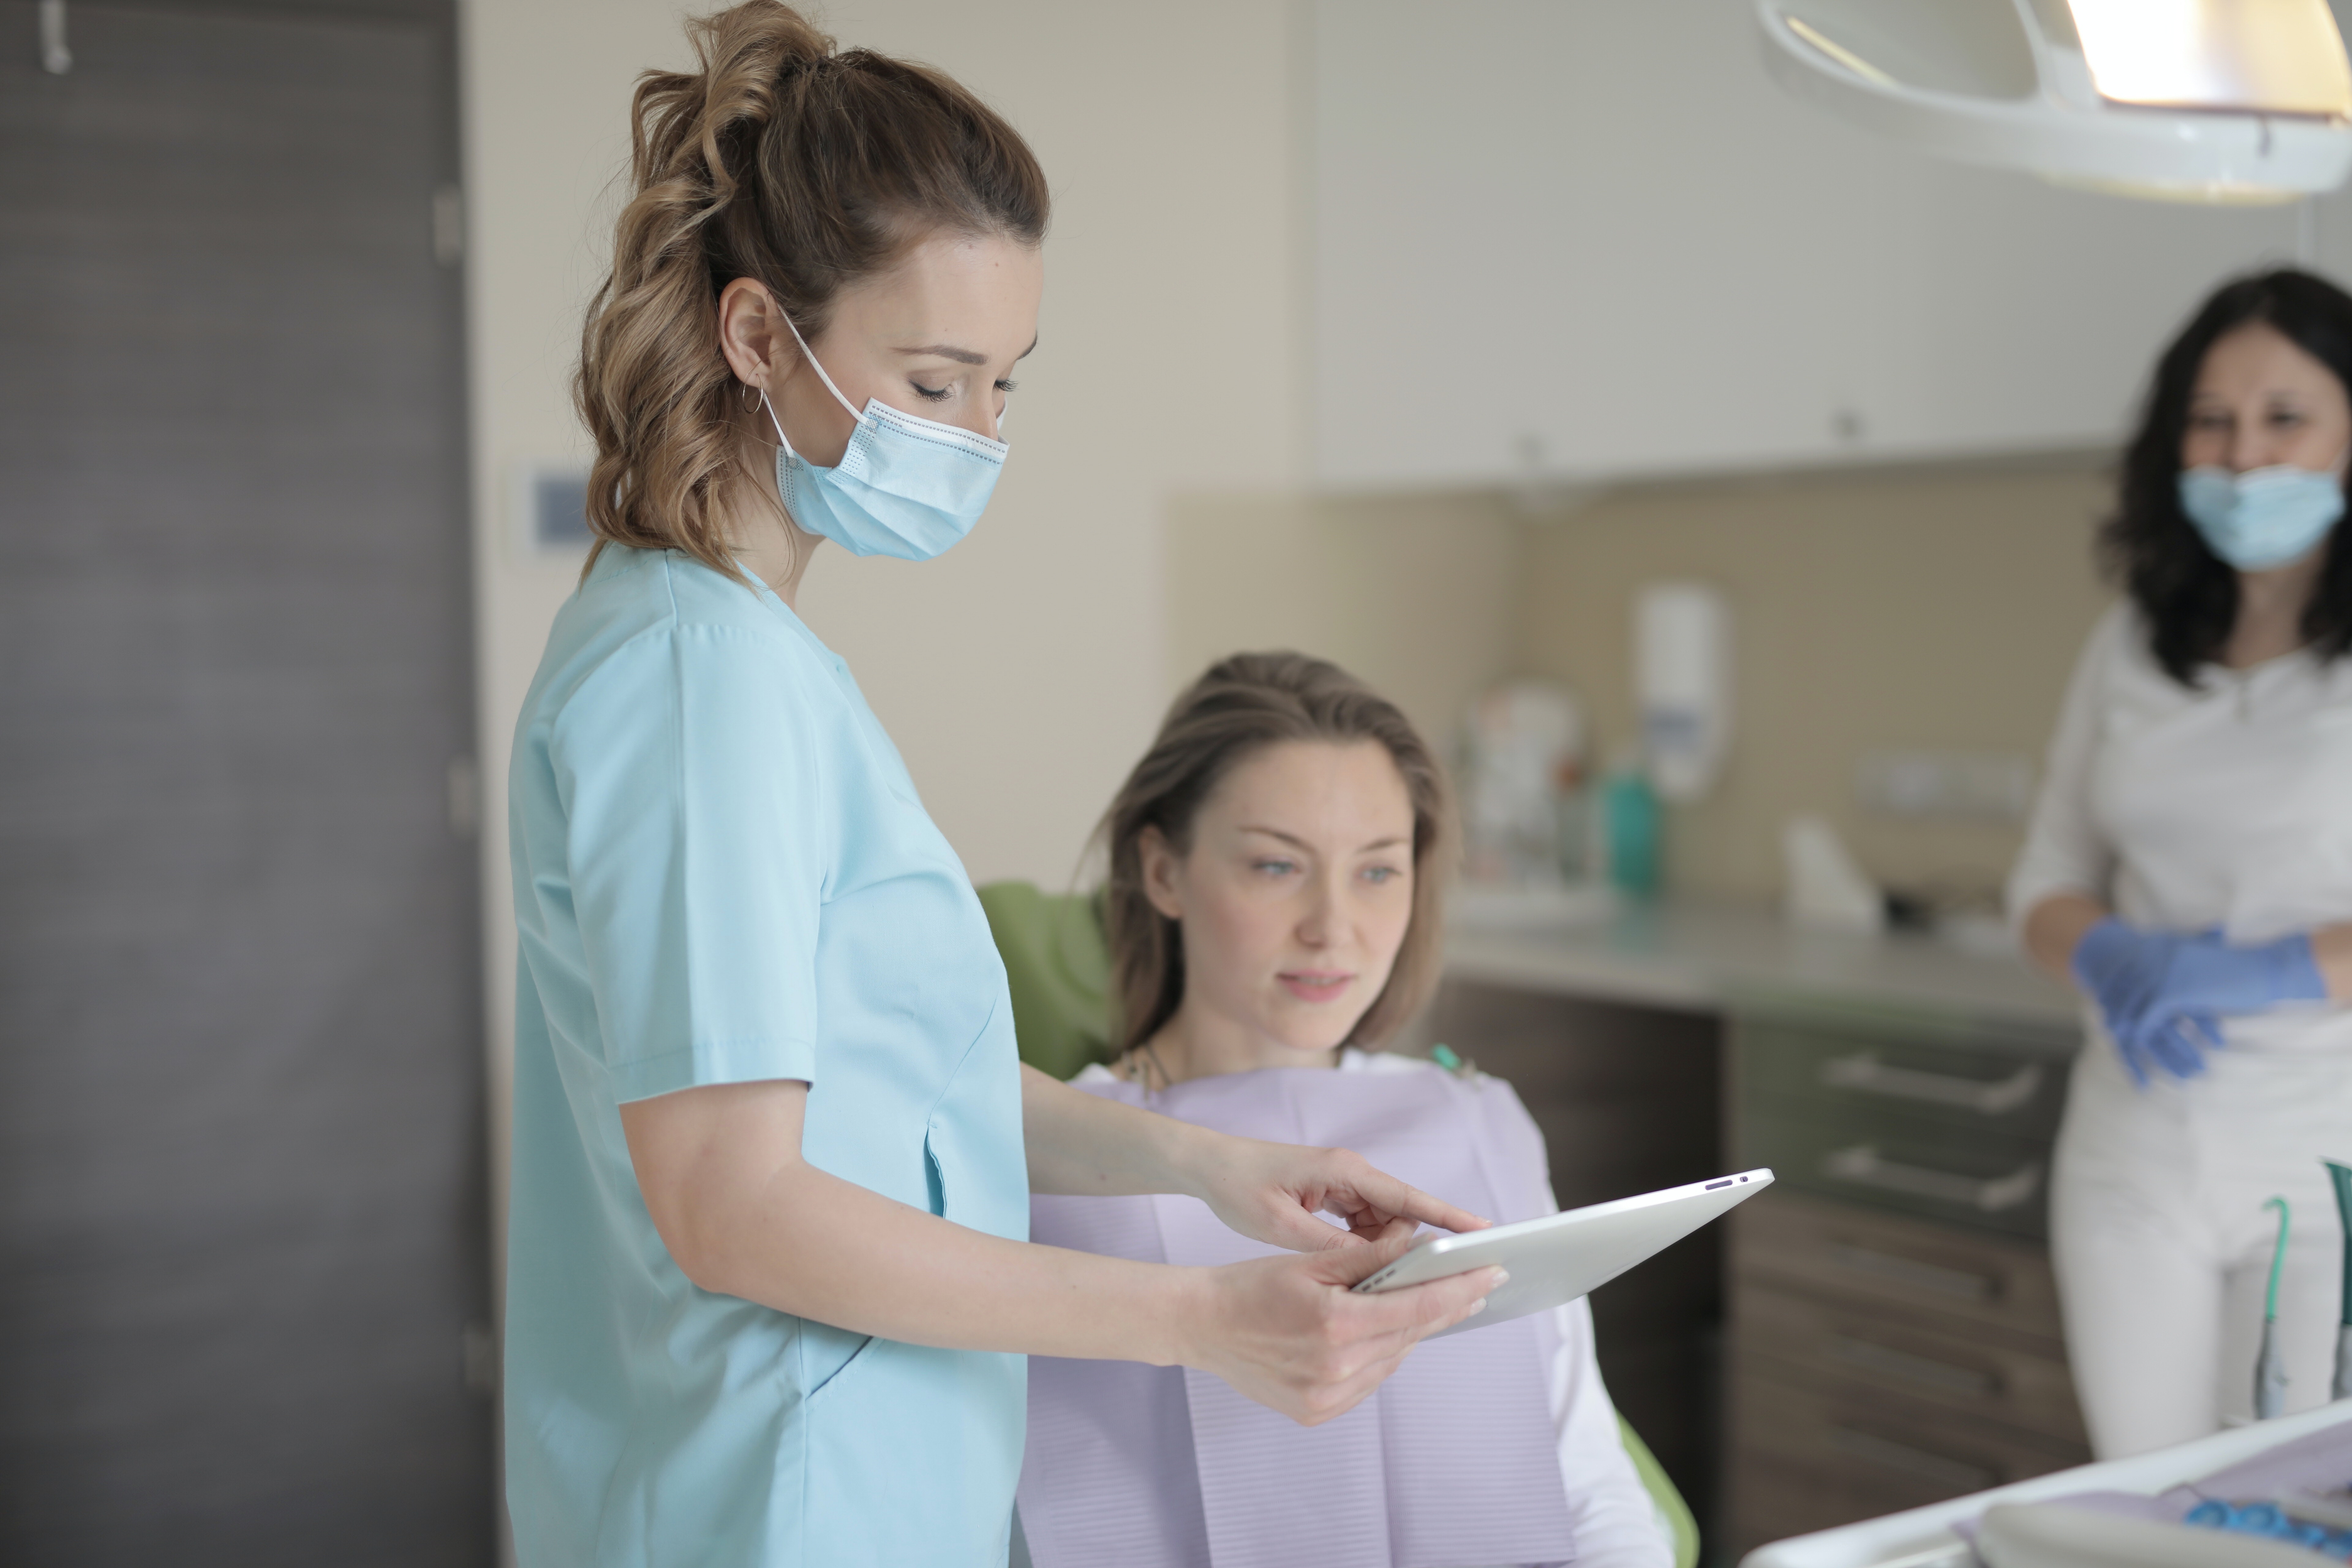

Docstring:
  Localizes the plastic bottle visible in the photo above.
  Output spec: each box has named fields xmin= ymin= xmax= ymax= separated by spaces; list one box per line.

xmin=1602 ymin=766 xmax=1661 ymax=898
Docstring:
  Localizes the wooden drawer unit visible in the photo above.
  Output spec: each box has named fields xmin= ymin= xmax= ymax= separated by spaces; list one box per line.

xmin=1741 ymin=1013 xmax=2069 ymax=1143
xmin=1736 ymin=1280 xmax=2087 ymax=1447
xmin=1733 ymin=1189 xmax=2068 ymax=1346
xmin=1724 ymin=1197 xmax=2093 ymax=1554
xmin=1728 ymin=1371 xmax=2086 ymax=1555
xmin=1725 ymin=994 xmax=2086 ymax=1558
xmin=1743 ymin=1101 xmax=2052 ymax=1240
xmin=1733 ymin=996 xmax=2077 ymax=1242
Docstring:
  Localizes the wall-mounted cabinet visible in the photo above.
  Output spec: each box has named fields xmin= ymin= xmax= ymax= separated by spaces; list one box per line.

xmin=1311 ymin=0 xmax=2321 ymax=492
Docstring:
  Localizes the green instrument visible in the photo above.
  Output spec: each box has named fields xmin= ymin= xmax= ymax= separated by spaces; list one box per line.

xmin=2325 ymin=1159 xmax=2352 ymax=1399
xmin=2257 ymin=1197 xmax=2291 ymax=1421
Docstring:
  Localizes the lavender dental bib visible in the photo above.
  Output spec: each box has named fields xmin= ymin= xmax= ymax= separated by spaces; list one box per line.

xmin=1020 ymin=1062 xmax=1578 ymax=1568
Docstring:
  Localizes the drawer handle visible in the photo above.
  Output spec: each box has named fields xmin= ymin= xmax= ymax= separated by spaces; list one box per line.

xmin=1828 ymin=1242 xmax=1999 ymax=1303
xmin=1823 ymin=1144 xmax=2043 ymax=1213
xmin=1819 ymin=1051 xmax=2045 ymax=1116
xmin=1826 ymin=1424 xmax=1996 ymax=1493
xmin=1824 ymin=1332 xmax=2000 ymax=1397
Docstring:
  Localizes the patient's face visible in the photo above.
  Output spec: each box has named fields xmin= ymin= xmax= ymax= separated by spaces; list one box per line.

xmin=1146 ymin=739 xmax=1417 ymax=1061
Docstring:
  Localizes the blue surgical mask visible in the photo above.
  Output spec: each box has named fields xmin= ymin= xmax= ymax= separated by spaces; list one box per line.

xmin=760 ymin=314 xmax=1007 ymax=561
xmin=2178 ymin=457 xmax=2346 ymax=571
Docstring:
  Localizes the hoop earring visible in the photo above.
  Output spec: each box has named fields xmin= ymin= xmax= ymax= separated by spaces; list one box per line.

xmin=740 ymin=381 xmax=763 ymax=413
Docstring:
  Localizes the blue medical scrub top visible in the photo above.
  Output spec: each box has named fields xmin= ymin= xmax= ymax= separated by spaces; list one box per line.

xmin=503 ymin=547 xmax=1028 ymax=1568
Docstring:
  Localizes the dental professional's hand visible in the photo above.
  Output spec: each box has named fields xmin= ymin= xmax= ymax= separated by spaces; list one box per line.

xmin=2141 ymin=928 xmax=2326 ymax=1023
xmin=1187 ymin=1136 xmax=1492 ymax=1253
xmin=2071 ymin=918 xmax=2326 ymax=1086
xmin=2071 ymin=919 xmax=2205 ymax=1084
xmin=1185 ymin=1220 xmax=1502 ymax=1425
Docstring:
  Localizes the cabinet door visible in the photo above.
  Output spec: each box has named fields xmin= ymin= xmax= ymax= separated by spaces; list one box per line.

xmin=1312 ymin=0 xmax=2316 ymax=490
xmin=1861 ymin=166 xmax=2302 ymax=457
xmin=1313 ymin=0 xmax=1897 ymax=488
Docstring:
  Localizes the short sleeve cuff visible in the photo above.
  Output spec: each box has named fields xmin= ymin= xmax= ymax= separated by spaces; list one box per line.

xmin=609 ymin=1033 xmax=819 ymax=1103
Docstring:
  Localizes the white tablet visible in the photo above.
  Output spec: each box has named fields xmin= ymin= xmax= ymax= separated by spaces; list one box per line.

xmin=1353 ymin=1168 xmax=1775 ymax=1335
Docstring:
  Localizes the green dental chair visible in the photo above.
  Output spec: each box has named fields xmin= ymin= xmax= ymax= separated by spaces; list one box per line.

xmin=975 ymin=880 xmax=1702 ymax=1568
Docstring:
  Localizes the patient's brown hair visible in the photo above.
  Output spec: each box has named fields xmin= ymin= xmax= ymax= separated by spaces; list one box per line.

xmin=1098 ymin=653 xmax=1453 ymax=1056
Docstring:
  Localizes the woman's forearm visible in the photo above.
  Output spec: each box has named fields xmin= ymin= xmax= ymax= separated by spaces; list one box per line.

xmin=623 ymin=1076 xmax=1200 ymax=1362
xmin=725 ymin=1159 xmax=1203 ymax=1361
xmin=1020 ymin=1063 xmax=1216 ymax=1200
xmin=2023 ymin=892 xmax=2108 ymax=985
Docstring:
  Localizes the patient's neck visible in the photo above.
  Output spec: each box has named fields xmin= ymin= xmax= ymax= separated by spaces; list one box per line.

xmin=1135 ymin=999 xmax=1340 ymax=1088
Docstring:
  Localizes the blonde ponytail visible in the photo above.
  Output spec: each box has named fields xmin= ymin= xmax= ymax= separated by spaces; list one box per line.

xmin=576 ymin=1 xmax=1049 ymax=577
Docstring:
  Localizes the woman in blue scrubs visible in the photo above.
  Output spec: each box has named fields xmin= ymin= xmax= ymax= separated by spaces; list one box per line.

xmin=500 ymin=7 xmax=1500 ymax=1565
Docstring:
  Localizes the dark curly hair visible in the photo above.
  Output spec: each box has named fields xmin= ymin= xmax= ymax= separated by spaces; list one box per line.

xmin=2103 ymin=268 xmax=2352 ymax=684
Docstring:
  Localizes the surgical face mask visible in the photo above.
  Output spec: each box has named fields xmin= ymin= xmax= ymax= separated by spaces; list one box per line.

xmin=760 ymin=314 xmax=1007 ymax=561
xmin=2178 ymin=456 xmax=2346 ymax=571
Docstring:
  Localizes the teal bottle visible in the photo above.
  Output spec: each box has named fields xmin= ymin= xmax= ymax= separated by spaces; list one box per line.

xmin=1603 ymin=768 xmax=1661 ymax=897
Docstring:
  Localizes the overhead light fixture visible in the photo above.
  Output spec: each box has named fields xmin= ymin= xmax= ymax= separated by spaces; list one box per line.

xmin=1755 ymin=0 xmax=2352 ymax=204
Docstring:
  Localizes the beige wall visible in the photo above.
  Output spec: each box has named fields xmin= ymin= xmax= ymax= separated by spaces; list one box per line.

xmin=1514 ymin=464 xmax=2114 ymax=902
xmin=1161 ymin=464 xmax=2118 ymax=906
xmin=1162 ymin=490 xmax=1525 ymax=763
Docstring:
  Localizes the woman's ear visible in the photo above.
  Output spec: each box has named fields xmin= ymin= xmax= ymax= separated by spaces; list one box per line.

xmin=1138 ymin=825 xmax=1186 ymax=922
xmin=717 ymin=277 xmax=791 ymax=391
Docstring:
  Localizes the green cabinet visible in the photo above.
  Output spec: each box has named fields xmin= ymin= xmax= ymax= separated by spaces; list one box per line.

xmin=1733 ymin=993 xmax=2076 ymax=1241
xmin=1724 ymin=993 xmax=2088 ymax=1559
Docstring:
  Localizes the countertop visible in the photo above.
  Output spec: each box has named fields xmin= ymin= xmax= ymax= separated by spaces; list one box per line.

xmin=1443 ymin=899 xmax=2081 ymax=1033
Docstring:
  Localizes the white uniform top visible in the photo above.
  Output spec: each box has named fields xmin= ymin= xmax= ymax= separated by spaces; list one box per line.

xmin=1069 ymin=1050 xmax=1677 ymax=1568
xmin=2007 ymin=602 xmax=2352 ymax=1054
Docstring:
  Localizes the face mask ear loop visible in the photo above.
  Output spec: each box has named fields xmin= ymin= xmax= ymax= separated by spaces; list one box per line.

xmin=777 ymin=308 xmax=864 ymax=424
xmin=756 ymin=385 xmax=796 ymax=458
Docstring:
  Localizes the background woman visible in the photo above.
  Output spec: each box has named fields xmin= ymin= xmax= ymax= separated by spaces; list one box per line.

xmin=504 ymin=9 xmax=1498 ymax=1564
xmin=1019 ymin=653 xmax=1673 ymax=1568
xmin=2011 ymin=268 xmax=2352 ymax=1459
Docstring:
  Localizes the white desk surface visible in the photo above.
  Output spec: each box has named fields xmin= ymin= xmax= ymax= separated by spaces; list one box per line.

xmin=1739 ymin=1400 xmax=2352 ymax=1567
xmin=1443 ymin=900 xmax=2080 ymax=1033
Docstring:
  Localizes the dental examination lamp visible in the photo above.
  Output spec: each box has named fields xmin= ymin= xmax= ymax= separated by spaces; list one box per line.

xmin=1755 ymin=0 xmax=2352 ymax=204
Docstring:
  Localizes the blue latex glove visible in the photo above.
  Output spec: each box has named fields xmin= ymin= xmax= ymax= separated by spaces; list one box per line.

xmin=2072 ymin=918 xmax=2328 ymax=1087
xmin=2138 ymin=926 xmax=2326 ymax=1022
xmin=2071 ymin=920 xmax=2205 ymax=1084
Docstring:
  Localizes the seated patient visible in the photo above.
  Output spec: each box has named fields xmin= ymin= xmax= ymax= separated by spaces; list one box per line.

xmin=1018 ymin=652 xmax=1674 ymax=1568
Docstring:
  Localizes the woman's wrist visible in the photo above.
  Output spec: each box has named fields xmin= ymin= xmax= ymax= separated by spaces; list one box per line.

xmin=2312 ymin=924 xmax=2352 ymax=1003
xmin=1148 ymin=1264 xmax=1216 ymax=1371
xmin=1145 ymin=1113 xmax=1229 ymax=1207
xmin=2024 ymin=893 xmax=2110 ymax=985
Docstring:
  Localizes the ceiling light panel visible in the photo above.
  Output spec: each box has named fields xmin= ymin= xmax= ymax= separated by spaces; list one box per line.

xmin=2067 ymin=0 xmax=2352 ymax=117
